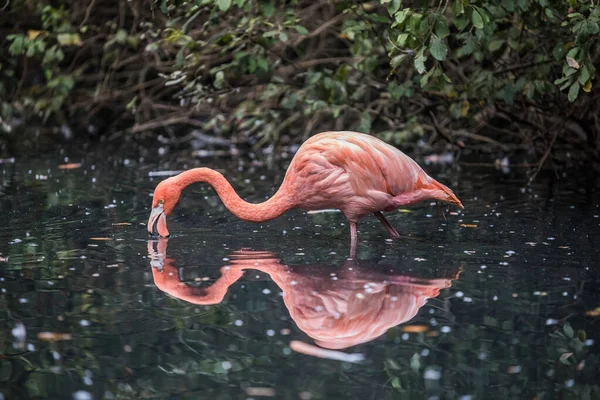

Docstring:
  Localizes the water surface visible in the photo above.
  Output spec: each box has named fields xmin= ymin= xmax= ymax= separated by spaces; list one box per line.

xmin=1 ymin=148 xmax=599 ymax=400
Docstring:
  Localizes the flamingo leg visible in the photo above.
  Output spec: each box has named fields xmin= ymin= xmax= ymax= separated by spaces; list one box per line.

xmin=374 ymin=211 xmax=400 ymax=238
xmin=349 ymin=221 xmax=358 ymax=259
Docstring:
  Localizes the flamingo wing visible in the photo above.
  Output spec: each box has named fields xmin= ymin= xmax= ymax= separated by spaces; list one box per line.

xmin=286 ymin=131 xmax=432 ymax=217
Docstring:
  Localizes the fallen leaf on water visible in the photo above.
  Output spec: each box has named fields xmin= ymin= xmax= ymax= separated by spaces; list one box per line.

xmin=398 ymin=209 xmax=412 ymax=213
xmin=585 ymin=307 xmax=600 ymax=317
xmin=401 ymin=325 xmax=429 ymax=333
xmin=460 ymin=224 xmax=478 ymax=228
xmin=37 ymin=332 xmax=72 ymax=341
xmin=111 ymin=222 xmax=131 ymax=226
xmin=58 ymin=163 xmax=82 ymax=170
xmin=89 ymin=237 xmax=113 ymax=241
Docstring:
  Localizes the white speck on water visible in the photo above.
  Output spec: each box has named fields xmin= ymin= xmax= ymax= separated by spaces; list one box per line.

xmin=280 ymin=329 xmax=291 ymax=335
xmin=562 ymin=292 xmax=569 ymax=296
xmin=421 ymin=348 xmax=430 ymax=356
xmin=424 ymin=367 xmax=441 ymax=380
xmin=505 ymin=250 xmax=516 ymax=256
xmin=440 ymin=326 xmax=451 ymax=333
xmin=262 ymin=288 xmax=271 ymax=295
xmin=124 ymin=345 xmax=132 ymax=352
xmin=480 ymin=265 xmax=487 ymax=269
xmin=545 ymin=318 xmax=558 ymax=325
xmin=52 ymin=351 xmax=61 ymax=360
xmin=455 ymin=291 xmax=464 ymax=298
xmin=547 ymin=237 xmax=555 ymax=241
xmin=72 ymin=391 xmax=93 ymax=400
xmin=282 ymin=347 xmax=292 ymax=355
xmin=266 ymin=329 xmax=275 ymax=337
xmin=83 ymin=376 xmax=93 ymax=386
xmin=80 ymin=319 xmax=90 ymax=327
xmin=508 ymin=365 xmax=521 ymax=374
xmin=585 ymin=339 xmax=594 ymax=346
xmin=464 ymin=250 xmax=475 ymax=255
xmin=234 ymin=320 xmax=243 ymax=326
xmin=493 ymin=296 xmax=498 ymax=301
xmin=463 ymin=297 xmax=473 ymax=303
xmin=499 ymin=262 xmax=509 ymax=266
xmin=402 ymin=333 xmax=409 ymax=340
xmin=414 ymin=257 xmax=427 ymax=262
xmin=11 ymin=322 xmax=26 ymax=341
xmin=222 ymin=361 xmax=232 ymax=370
xmin=19 ymin=298 xmax=28 ymax=303
xmin=565 ymin=379 xmax=574 ymax=387
xmin=27 ymin=343 xmax=35 ymax=351
xmin=562 ymin=277 xmax=571 ymax=281
xmin=426 ymin=214 xmax=432 ymax=218
xmin=222 ymin=258 xmax=229 ymax=261
xmin=478 ymin=352 xmax=487 ymax=360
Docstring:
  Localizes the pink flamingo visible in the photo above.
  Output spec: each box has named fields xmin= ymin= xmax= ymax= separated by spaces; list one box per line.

xmin=148 ymin=131 xmax=463 ymax=256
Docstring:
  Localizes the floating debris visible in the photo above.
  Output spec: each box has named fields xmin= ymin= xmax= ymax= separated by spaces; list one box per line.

xmin=401 ymin=325 xmax=429 ymax=333
xmin=111 ymin=222 xmax=131 ymax=226
xmin=58 ymin=163 xmax=82 ymax=170
xmin=245 ymin=387 xmax=276 ymax=397
xmin=38 ymin=332 xmax=73 ymax=341
xmin=460 ymin=224 xmax=478 ymax=228
xmin=289 ymin=340 xmax=365 ymax=363
xmin=398 ymin=209 xmax=412 ymax=213
xmin=585 ymin=308 xmax=600 ymax=317
xmin=148 ymin=170 xmax=184 ymax=177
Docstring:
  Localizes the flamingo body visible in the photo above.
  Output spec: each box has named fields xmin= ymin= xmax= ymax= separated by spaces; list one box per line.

xmin=148 ymin=131 xmax=463 ymax=255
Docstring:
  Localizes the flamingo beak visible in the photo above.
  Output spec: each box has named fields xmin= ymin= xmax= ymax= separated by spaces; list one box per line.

xmin=147 ymin=204 xmax=170 ymax=238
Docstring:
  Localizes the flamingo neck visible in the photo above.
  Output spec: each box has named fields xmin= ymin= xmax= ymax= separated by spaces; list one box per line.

xmin=172 ymin=168 xmax=294 ymax=222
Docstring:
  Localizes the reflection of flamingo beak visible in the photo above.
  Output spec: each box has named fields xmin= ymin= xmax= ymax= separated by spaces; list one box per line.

xmin=147 ymin=204 xmax=169 ymax=238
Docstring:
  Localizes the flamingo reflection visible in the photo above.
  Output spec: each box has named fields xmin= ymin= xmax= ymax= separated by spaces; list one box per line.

xmin=148 ymin=239 xmax=460 ymax=350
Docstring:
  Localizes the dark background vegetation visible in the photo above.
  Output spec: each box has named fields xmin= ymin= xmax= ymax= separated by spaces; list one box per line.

xmin=1 ymin=0 xmax=600 ymax=165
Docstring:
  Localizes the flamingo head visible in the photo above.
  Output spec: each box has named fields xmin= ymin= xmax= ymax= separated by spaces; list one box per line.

xmin=148 ymin=178 xmax=182 ymax=238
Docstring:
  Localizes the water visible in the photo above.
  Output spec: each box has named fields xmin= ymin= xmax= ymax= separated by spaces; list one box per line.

xmin=1 ymin=148 xmax=599 ymax=400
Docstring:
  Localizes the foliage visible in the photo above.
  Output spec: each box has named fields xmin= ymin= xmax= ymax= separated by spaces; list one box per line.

xmin=0 ymin=0 xmax=599 ymax=162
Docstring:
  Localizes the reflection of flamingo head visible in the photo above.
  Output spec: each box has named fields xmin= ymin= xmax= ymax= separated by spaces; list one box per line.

xmin=147 ymin=245 xmax=460 ymax=350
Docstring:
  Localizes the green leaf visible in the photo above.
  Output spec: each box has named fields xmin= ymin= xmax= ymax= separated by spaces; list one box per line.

xmin=501 ymin=0 xmax=514 ymax=12
xmin=452 ymin=0 xmax=464 ymax=15
xmin=563 ymin=322 xmax=575 ymax=338
xmin=294 ymin=25 xmax=309 ymax=35
xmin=387 ymin=0 xmax=402 ymax=16
xmin=394 ymin=9 xmax=410 ymax=25
xmin=568 ymin=82 xmax=580 ymax=102
xmin=471 ymin=8 xmax=484 ymax=29
xmin=429 ymin=36 xmax=448 ymax=61
xmin=216 ymin=0 xmax=232 ymax=12
xmin=434 ymin=17 xmax=450 ymax=38
xmin=391 ymin=54 xmax=408 ymax=68
xmin=57 ymin=33 xmax=82 ymax=46
xmin=260 ymin=1 xmax=275 ymax=17
xmin=396 ymin=33 xmax=410 ymax=48
xmin=488 ymin=39 xmax=505 ymax=52
xmin=358 ymin=111 xmax=372 ymax=133
xmin=414 ymin=53 xmax=427 ymax=74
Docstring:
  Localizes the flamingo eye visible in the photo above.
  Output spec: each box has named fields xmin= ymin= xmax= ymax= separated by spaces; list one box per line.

xmin=158 ymin=199 xmax=164 ymax=205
